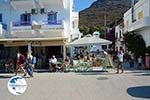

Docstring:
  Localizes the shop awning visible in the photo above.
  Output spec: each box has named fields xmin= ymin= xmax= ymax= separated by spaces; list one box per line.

xmin=0 ymin=37 xmax=68 ymax=47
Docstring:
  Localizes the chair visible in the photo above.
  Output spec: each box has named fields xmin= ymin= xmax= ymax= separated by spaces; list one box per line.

xmin=64 ymin=63 xmax=72 ymax=72
xmin=79 ymin=60 xmax=93 ymax=72
xmin=71 ymin=60 xmax=92 ymax=72
xmin=55 ymin=61 xmax=62 ymax=72
xmin=5 ymin=59 xmax=14 ymax=73
xmin=66 ymin=60 xmax=80 ymax=72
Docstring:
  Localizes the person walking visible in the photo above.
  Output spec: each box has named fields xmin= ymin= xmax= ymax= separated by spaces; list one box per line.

xmin=116 ymin=49 xmax=124 ymax=74
xmin=49 ymin=55 xmax=57 ymax=72
xmin=26 ymin=52 xmax=34 ymax=77
xmin=137 ymin=56 xmax=142 ymax=69
xmin=15 ymin=52 xmax=27 ymax=76
xmin=128 ymin=55 xmax=134 ymax=68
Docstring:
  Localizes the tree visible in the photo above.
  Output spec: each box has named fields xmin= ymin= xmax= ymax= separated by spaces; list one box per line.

xmin=146 ymin=46 xmax=150 ymax=54
xmin=124 ymin=32 xmax=147 ymax=57
xmin=79 ymin=25 xmax=89 ymax=35
xmin=79 ymin=25 xmax=106 ymax=36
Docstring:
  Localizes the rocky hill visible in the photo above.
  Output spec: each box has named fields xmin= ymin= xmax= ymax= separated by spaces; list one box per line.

xmin=79 ymin=0 xmax=138 ymax=28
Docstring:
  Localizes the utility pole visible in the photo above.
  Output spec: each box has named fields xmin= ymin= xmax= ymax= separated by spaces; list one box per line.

xmin=104 ymin=8 xmax=107 ymax=39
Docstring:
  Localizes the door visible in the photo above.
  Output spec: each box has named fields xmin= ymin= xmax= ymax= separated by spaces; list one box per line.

xmin=20 ymin=13 xmax=31 ymax=25
xmin=48 ymin=12 xmax=57 ymax=24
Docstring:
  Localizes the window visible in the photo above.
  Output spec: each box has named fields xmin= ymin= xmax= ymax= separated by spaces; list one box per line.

xmin=119 ymin=33 xmax=122 ymax=39
xmin=40 ymin=8 xmax=45 ymax=14
xmin=115 ymin=32 xmax=118 ymax=38
xmin=0 ymin=14 xmax=2 ymax=23
xmin=20 ymin=13 xmax=31 ymax=25
xmin=126 ymin=20 xmax=129 ymax=27
xmin=72 ymin=4 xmax=75 ymax=11
xmin=31 ymin=9 xmax=38 ymax=15
xmin=48 ymin=11 xmax=57 ymax=24
xmin=138 ymin=11 xmax=144 ymax=20
xmin=72 ymin=21 xmax=75 ymax=28
xmin=72 ymin=20 xmax=78 ymax=29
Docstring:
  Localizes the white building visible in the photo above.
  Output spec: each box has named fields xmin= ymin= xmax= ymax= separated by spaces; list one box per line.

xmin=115 ymin=23 xmax=125 ymax=51
xmin=124 ymin=0 xmax=150 ymax=47
xmin=0 ymin=0 xmax=81 ymax=69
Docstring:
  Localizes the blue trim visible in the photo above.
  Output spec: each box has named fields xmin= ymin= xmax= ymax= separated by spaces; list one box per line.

xmin=48 ymin=13 xmax=57 ymax=24
xmin=2 ymin=23 xmax=7 ymax=30
xmin=20 ymin=13 xmax=31 ymax=25
xmin=0 ymin=13 xmax=2 ymax=22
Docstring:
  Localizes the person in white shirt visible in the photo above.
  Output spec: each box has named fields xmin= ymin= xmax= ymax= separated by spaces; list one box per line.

xmin=116 ymin=50 xmax=124 ymax=74
xmin=49 ymin=55 xmax=57 ymax=72
xmin=138 ymin=56 xmax=142 ymax=68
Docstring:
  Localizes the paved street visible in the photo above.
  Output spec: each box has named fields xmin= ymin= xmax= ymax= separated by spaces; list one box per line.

xmin=0 ymin=69 xmax=150 ymax=100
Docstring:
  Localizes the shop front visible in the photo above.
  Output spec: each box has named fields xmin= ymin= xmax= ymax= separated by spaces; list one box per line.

xmin=0 ymin=38 xmax=68 ymax=72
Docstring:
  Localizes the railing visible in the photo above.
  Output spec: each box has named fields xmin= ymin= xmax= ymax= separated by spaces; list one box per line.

xmin=12 ymin=21 xmax=31 ymax=26
xmin=42 ymin=20 xmax=62 ymax=25
xmin=12 ymin=20 xmax=62 ymax=26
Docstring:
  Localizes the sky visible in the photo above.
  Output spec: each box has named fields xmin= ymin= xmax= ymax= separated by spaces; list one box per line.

xmin=74 ymin=0 xmax=97 ymax=12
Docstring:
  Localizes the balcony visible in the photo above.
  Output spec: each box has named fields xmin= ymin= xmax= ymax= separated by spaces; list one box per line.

xmin=42 ymin=20 xmax=64 ymax=29
xmin=38 ymin=20 xmax=65 ymax=38
xmin=12 ymin=21 xmax=31 ymax=30
xmin=11 ymin=0 xmax=65 ymax=10
xmin=39 ymin=0 xmax=65 ymax=9
xmin=12 ymin=20 xmax=64 ymax=30
xmin=11 ymin=0 xmax=35 ymax=10
xmin=127 ymin=17 xmax=150 ymax=32
xmin=11 ymin=20 xmax=64 ymax=38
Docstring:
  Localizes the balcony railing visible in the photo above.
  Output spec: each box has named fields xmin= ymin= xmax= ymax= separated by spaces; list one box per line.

xmin=42 ymin=20 xmax=62 ymax=25
xmin=13 ymin=21 xmax=31 ymax=27
xmin=12 ymin=20 xmax=64 ymax=31
xmin=12 ymin=20 xmax=63 ymax=26
xmin=41 ymin=20 xmax=64 ymax=29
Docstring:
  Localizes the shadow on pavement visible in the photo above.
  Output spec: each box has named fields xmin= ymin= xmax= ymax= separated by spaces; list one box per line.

xmin=127 ymin=86 xmax=150 ymax=99
xmin=0 ymin=75 xmax=14 ymax=79
xmin=125 ymin=70 xmax=145 ymax=74
xmin=76 ymin=71 xmax=115 ymax=76
xmin=96 ymin=77 xmax=109 ymax=80
xmin=35 ymin=71 xmax=51 ymax=73
xmin=133 ymin=73 xmax=150 ymax=76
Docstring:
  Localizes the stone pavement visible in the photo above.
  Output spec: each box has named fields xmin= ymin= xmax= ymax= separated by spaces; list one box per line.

xmin=0 ymin=69 xmax=150 ymax=100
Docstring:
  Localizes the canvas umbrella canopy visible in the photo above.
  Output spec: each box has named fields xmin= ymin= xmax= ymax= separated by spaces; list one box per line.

xmin=69 ymin=34 xmax=114 ymax=70
xmin=69 ymin=34 xmax=112 ymax=46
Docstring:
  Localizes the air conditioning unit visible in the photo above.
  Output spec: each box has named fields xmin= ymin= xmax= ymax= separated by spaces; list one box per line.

xmin=31 ymin=8 xmax=38 ymax=15
xmin=40 ymin=8 xmax=45 ymax=14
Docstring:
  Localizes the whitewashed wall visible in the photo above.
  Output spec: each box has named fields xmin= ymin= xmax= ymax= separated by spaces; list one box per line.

xmin=124 ymin=0 xmax=150 ymax=32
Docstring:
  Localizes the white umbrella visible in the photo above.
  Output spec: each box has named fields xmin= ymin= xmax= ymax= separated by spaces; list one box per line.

xmin=69 ymin=34 xmax=112 ymax=46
